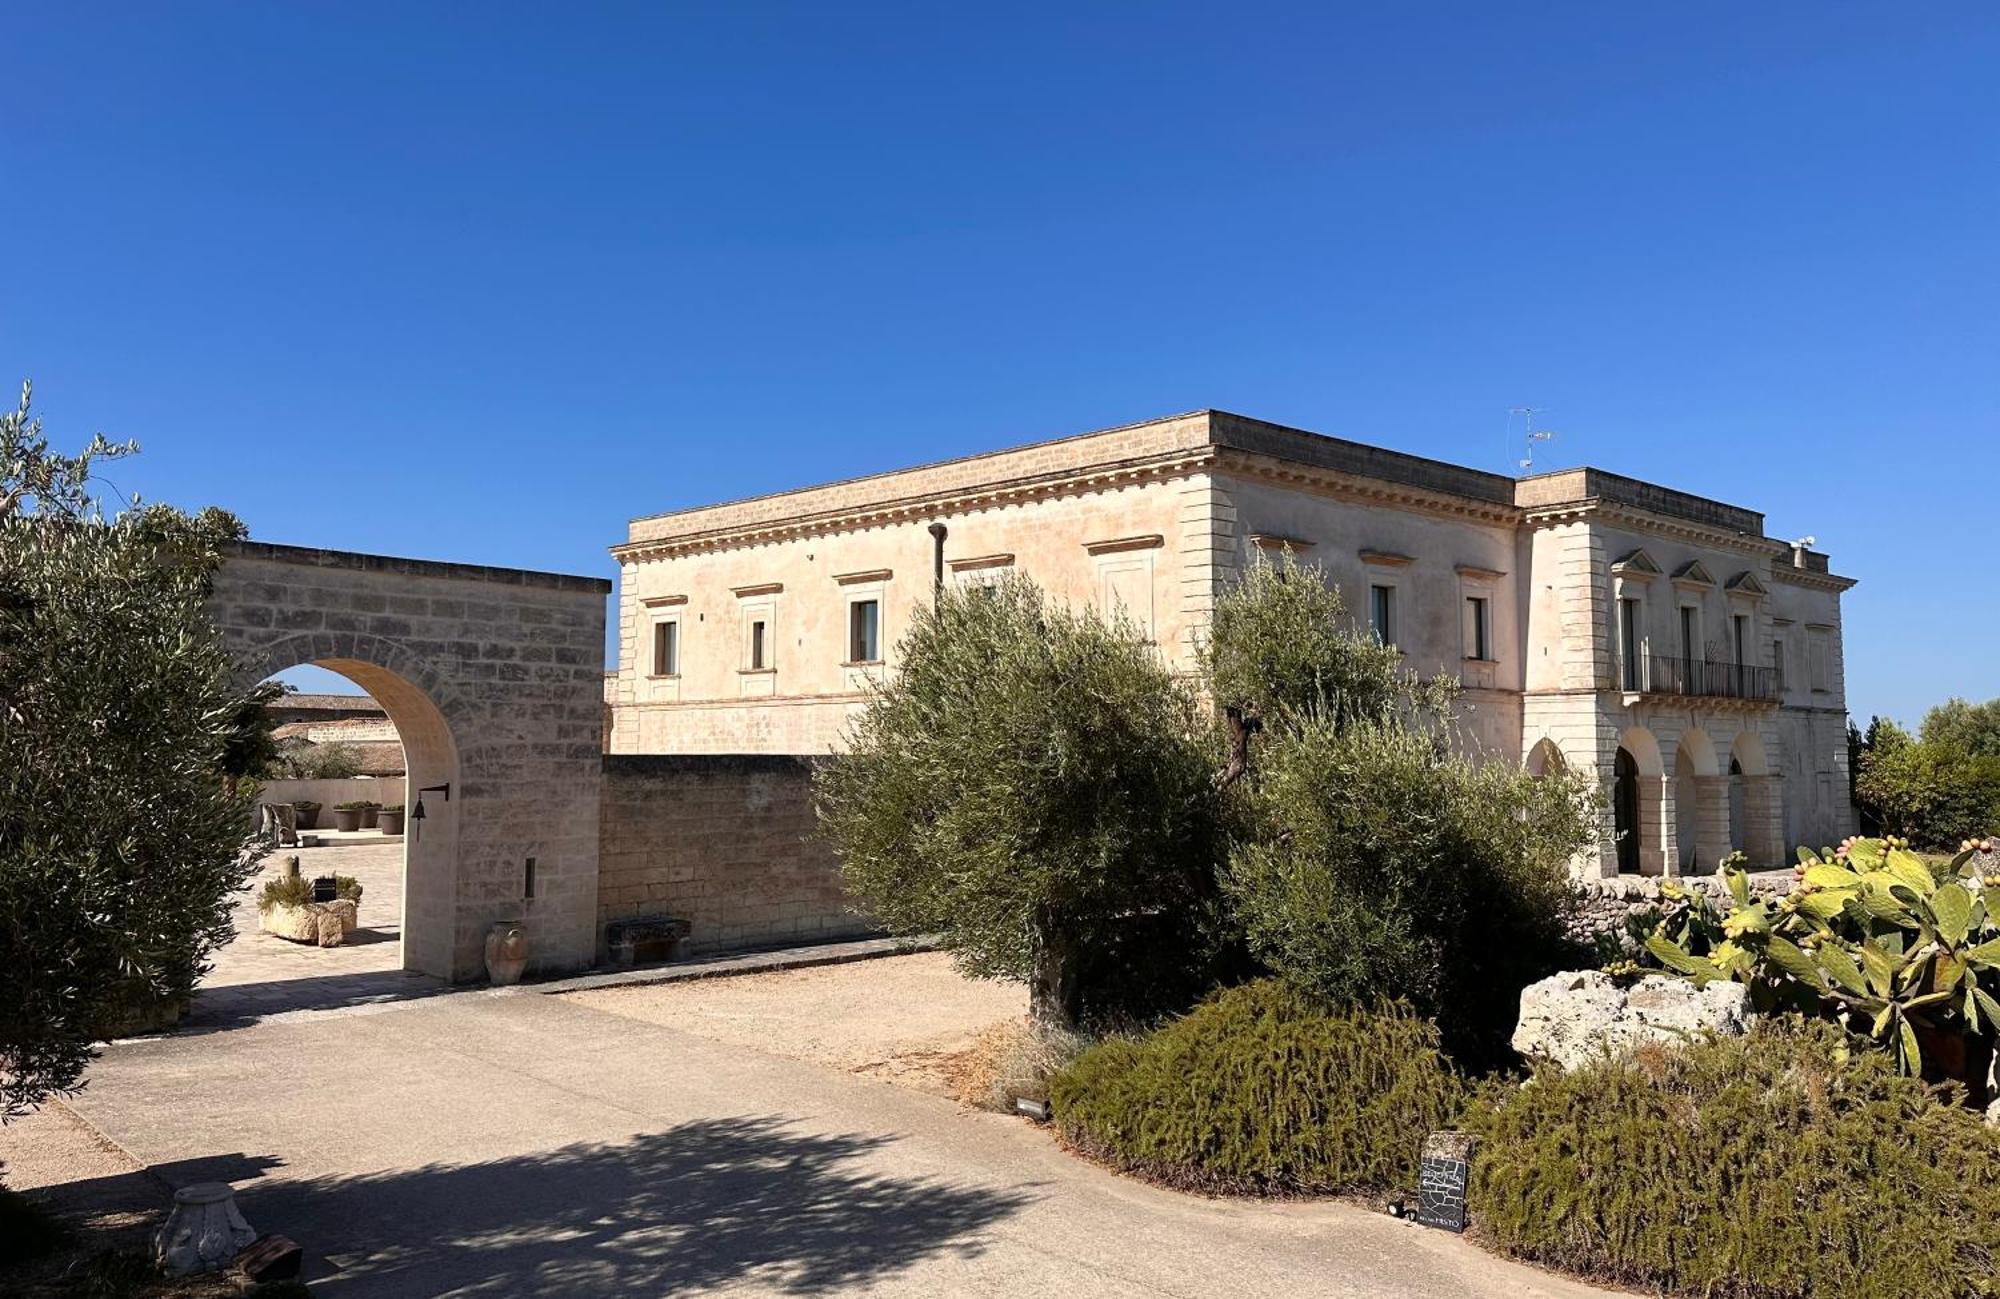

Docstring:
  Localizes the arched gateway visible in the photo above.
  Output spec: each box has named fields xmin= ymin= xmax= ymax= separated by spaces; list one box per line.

xmin=209 ymin=541 xmax=611 ymax=982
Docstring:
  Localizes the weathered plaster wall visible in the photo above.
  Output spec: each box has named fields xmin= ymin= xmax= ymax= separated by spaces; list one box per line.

xmin=596 ymin=755 xmax=874 ymax=955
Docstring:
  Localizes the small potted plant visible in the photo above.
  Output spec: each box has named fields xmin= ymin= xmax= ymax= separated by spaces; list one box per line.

xmin=291 ymin=800 xmax=322 ymax=831
xmin=358 ymin=800 xmax=382 ymax=829
xmin=331 ymin=800 xmax=367 ymax=832
xmin=377 ymin=804 xmax=406 ymax=835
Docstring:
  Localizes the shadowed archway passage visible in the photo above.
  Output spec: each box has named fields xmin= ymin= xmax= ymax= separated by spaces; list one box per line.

xmin=208 ymin=541 xmax=611 ymax=981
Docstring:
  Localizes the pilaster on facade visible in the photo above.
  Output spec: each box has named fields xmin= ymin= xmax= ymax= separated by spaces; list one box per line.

xmin=1177 ymin=472 xmax=1237 ymax=663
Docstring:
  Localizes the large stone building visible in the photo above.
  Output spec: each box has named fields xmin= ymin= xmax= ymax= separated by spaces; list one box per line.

xmin=605 ymin=409 xmax=1855 ymax=878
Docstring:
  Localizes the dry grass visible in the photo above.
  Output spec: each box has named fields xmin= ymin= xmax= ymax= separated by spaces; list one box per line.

xmin=941 ymin=1015 xmax=1094 ymax=1112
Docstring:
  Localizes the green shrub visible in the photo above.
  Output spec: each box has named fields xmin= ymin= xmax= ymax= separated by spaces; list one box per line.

xmin=257 ymin=874 xmax=362 ymax=912
xmin=1468 ymin=1022 xmax=2000 ymax=1299
xmin=1050 ymin=981 xmax=1465 ymax=1196
xmin=1226 ymin=716 xmax=1595 ymax=1069
xmin=0 ymin=1181 xmax=69 ymax=1267
xmin=815 ymin=572 xmax=1225 ymax=1028
xmin=1854 ymin=717 xmax=2000 ymax=849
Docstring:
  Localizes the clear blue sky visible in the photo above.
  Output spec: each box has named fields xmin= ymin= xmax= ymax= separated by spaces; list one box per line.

xmin=5 ymin=5 xmax=1995 ymax=724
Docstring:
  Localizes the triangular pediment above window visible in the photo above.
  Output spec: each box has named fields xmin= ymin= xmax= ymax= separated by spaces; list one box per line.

xmin=1724 ymin=570 xmax=1768 ymax=597
xmin=1610 ymin=548 xmax=1662 ymax=576
xmin=1670 ymin=560 xmax=1717 ymax=587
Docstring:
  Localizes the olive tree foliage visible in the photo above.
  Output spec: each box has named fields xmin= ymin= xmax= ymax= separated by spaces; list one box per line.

xmin=1207 ymin=553 xmax=1596 ymax=1067
xmin=1 ymin=383 xmax=263 ymax=1120
xmin=814 ymin=574 xmax=1223 ymax=1028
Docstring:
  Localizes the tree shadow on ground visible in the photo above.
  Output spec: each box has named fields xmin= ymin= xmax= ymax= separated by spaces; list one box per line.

xmin=171 ymin=969 xmax=452 ymax=1034
xmin=245 ymin=1114 xmax=1037 ymax=1297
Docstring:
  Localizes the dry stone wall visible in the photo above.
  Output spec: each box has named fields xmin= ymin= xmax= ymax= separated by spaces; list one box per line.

xmin=597 ymin=754 xmax=875 ymax=957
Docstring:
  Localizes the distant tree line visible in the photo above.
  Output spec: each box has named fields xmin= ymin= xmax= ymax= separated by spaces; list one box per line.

xmin=1851 ymin=696 xmax=2000 ymax=848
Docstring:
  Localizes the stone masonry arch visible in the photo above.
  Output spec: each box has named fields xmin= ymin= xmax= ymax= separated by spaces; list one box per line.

xmin=209 ymin=541 xmax=611 ymax=982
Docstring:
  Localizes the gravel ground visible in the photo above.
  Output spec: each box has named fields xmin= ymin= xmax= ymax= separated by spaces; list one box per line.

xmin=565 ymin=951 xmax=1025 ymax=1096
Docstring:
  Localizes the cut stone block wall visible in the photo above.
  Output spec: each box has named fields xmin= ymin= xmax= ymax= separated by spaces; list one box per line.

xmin=597 ymin=754 xmax=875 ymax=957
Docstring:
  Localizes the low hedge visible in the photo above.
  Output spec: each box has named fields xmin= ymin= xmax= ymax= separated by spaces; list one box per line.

xmin=1049 ymin=980 xmax=1464 ymax=1195
xmin=1468 ymin=1022 xmax=2000 ymax=1299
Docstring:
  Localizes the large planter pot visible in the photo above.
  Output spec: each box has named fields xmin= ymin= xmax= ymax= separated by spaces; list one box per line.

xmin=359 ymin=803 xmax=381 ymax=829
xmin=291 ymin=802 xmax=321 ymax=831
xmin=331 ymin=807 xmax=363 ymax=832
xmin=485 ymin=921 xmax=530 ymax=986
xmin=1914 ymin=1019 xmax=1996 ymax=1109
xmin=377 ymin=807 xmax=406 ymax=835
xmin=260 ymin=899 xmax=360 ymax=947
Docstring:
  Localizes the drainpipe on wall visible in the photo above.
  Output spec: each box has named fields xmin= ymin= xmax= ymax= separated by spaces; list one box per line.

xmin=928 ymin=522 xmax=948 ymax=593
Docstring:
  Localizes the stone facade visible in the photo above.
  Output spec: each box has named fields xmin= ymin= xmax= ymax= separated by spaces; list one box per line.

xmin=606 ymin=409 xmax=1859 ymax=878
xmin=209 ymin=541 xmax=611 ymax=982
xmin=596 ymin=755 xmax=873 ymax=956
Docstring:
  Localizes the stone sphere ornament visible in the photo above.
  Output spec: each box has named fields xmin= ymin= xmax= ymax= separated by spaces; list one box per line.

xmin=154 ymin=1182 xmax=257 ymax=1277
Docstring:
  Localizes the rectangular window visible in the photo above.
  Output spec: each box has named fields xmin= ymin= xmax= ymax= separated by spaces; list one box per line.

xmin=1773 ymin=637 xmax=1786 ymax=691
xmin=1369 ymin=584 xmax=1395 ymax=647
xmin=1620 ymin=597 xmax=1642 ymax=691
xmin=1462 ymin=595 xmax=1490 ymax=661
xmin=1679 ymin=605 xmax=1698 ymax=664
xmin=1809 ymin=629 xmax=1830 ymax=691
xmin=750 ymin=619 xmax=768 ymax=671
xmin=848 ymin=599 xmax=881 ymax=663
xmin=1732 ymin=614 xmax=1748 ymax=666
xmin=651 ymin=621 xmax=679 ymax=676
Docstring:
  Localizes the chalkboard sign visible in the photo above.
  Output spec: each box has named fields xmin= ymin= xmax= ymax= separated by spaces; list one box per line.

xmin=310 ymin=875 xmax=339 ymax=904
xmin=1414 ymin=1131 xmax=1474 ymax=1232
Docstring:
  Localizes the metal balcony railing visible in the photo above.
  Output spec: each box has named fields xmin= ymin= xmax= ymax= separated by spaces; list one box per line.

xmin=1641 ymin=654 xmax=1780 ymax=702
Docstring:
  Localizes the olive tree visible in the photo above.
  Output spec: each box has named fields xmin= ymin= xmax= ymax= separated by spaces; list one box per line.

xmin=1 ymin=383 xmax=263 ymax=1120
xmin=814 ymin=574 xmax=1223 ymax=1028
xmin=1208 ymin=554 xmax=1595 ymax=1067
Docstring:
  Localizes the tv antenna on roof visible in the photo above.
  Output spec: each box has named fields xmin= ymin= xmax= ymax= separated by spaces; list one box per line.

xmin=1508 ymin=406 xmax=1556 ymax=474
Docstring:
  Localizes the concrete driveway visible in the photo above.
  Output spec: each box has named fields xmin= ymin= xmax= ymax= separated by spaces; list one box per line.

xmin=54 ymin=986 xmax=1616 ymax=1298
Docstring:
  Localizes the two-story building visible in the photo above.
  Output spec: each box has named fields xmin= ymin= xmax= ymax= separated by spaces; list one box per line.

xmin=605 ymin=409 xmax=1856 ymax=877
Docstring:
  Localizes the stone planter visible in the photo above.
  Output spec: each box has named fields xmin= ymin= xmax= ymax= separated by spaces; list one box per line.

xmin=378 ymin=806 xmax=405 ymax=835
xmin=155 ymin=1182 xmax=256 ymax=1277
xmin=359 ymin=803 xmax=381 ymax=829
xmin=485 ymin=920 xmax=529 ymax=985
xmin=331 ymin=807 xmax=363 ymax=832
xmin=260 ymin=898 xmax=359 ymax=947
xmin=290 ymin=802 xmax=321 ymax=831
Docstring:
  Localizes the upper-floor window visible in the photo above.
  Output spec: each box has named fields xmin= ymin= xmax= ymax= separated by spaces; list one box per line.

xmin=1809 ymin=628 xmax=1830 ymax=691
xmin=749 ymin=618 xmax=770 ymax=671
xmin=1370 ymin=584 xmax=1396 ymax=647
xmin=1678 ymin=604 xmax=1700 ymax=665
xmin=1619 ymin=597 xmax=1643 ymax=691
xmin=1731 ymin=613 xmax=1749 ymax=666
xmin=651 ymin=620 xmax=679 ymax=676
xmin=1462 ymin=595 xmax=1491 ymax=662
xmin=848 ymin=599 xmax=881 ymax=664
xmin=1773 ymin=636 xmax=1786 ymax=691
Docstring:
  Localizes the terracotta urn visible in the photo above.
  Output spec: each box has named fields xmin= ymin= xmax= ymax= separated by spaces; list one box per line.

xmin=485 ymin=921 xmax=530 ymax=986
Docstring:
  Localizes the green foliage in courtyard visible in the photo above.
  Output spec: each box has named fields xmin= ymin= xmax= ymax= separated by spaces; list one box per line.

xmin=1641 ymin=837 xmax=2000 ymax=1079
xmin=814 ymin=573 xmax=1225 ymax=1027
xmin=1468 ymin=1021 xmax=2000 ymax=1299
xmin=1050 ymin=981 xmax=1465 ymax=1195
xmin=0 ymin=383 xmax=263 ymax=1120
xmin=278 ymin=739 xmax=364 ymax=780
xmin=1206 ymin=554 xmax=1596 ymax=1067
xmin=257 ymin=874 xmax=363 ymax=912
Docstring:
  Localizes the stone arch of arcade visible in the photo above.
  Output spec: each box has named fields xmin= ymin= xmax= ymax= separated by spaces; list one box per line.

xmin=208 ymin=541 xmax=611 ymax=982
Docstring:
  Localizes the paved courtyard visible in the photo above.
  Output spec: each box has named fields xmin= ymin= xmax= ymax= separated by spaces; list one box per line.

xmin=10 ymin=952 xmax=1623 ymax=1299
xmin=184 ymin=838 xmax=446 ymax=1031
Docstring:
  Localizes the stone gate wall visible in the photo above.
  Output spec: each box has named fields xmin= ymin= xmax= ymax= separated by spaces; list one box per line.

xmin=209 ymin=541 xmax=610 ymax=981
xmin=597 ymin=754 xmax=874 ymax=957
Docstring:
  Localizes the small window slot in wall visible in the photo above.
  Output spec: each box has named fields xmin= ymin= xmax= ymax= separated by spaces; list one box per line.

xmin=849 ymin=599 xmax=881 ymax=664
xmin=750 ymin=618 xmax=769 ymax=671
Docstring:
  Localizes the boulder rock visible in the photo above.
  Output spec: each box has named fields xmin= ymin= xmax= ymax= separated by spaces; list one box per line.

xmin=1512 ymin=969 xmax=1751 ymax=1072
